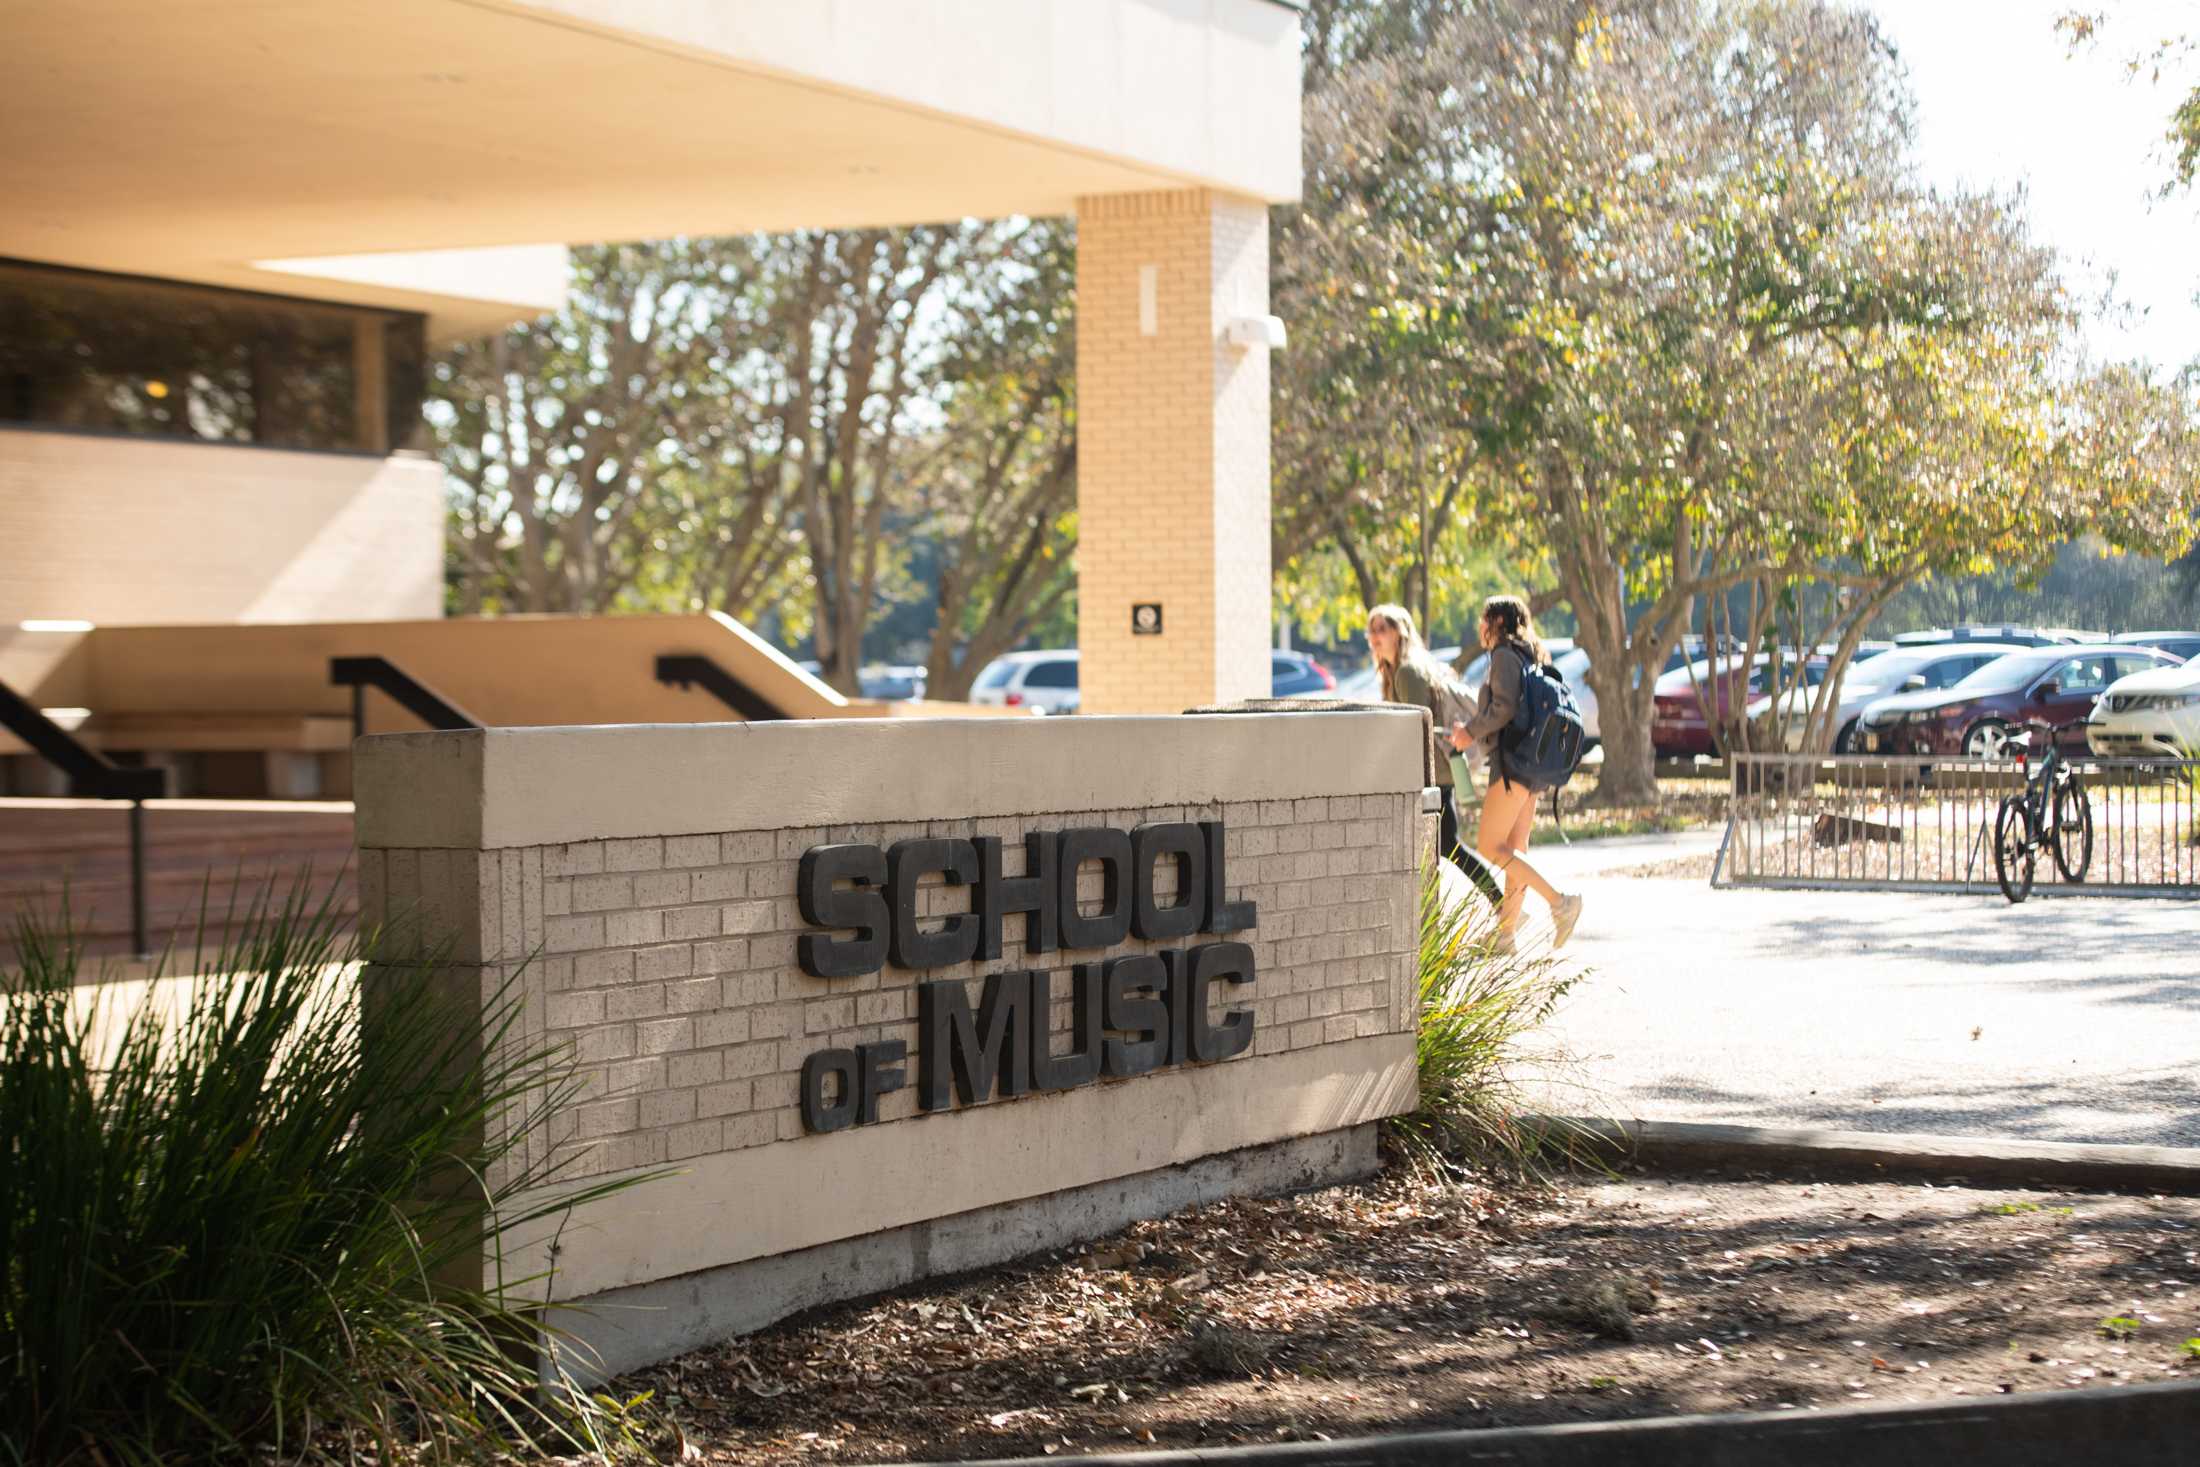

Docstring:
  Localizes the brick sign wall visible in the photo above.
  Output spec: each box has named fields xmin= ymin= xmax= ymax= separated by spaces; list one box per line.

xmin=352 ymin=712 xmax=1425 ymax=1375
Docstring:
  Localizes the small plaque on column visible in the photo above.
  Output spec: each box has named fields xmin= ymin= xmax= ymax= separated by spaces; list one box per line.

xmin=1131 ymin=603 xmax=1164 ymax=636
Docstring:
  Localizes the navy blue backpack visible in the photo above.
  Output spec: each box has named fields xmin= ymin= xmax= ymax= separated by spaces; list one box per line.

xmin=1498 ymin=646 xmax=1588 ymax=792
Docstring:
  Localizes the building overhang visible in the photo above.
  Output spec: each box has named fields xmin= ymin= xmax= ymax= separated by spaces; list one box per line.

xmin=2 ymin=0 xmax=1302 ymax=339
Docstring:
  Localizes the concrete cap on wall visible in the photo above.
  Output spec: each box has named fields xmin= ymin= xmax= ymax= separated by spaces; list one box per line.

xmin=353 ymin=710 xmax=1426 ymax=850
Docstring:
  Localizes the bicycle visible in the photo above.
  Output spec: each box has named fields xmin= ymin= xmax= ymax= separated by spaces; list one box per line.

xmin=1991 ymin=719 xmax=2094 ymax=903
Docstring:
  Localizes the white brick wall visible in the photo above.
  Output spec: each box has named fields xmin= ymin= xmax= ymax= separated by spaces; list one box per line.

xmin=360 ymin=793 xmax=1420 ymax=1184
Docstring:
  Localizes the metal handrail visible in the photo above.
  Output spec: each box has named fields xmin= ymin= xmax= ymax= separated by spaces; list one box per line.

xmin=654 ymin=654 xmax=791 ymax=722
xmin=1 ymin=677 xmax=166 ymax=955
xmin=329 ymin=657 xmax=484 ymax=738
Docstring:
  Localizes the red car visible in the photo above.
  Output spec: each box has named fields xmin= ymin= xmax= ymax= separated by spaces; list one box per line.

xmin=1856 ymin=644 xmax=2183 ymax=758
xmin=1652 ymin=654 xmax=1828 ymax=757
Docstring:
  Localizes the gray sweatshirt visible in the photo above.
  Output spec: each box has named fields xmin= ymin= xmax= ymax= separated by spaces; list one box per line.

xmin=1458 ymin=643 xmax=1528 ymax=773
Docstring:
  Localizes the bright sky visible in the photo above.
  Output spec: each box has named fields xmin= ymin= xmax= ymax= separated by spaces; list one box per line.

xmin=1861 ymin=0 xmax=2200 ymax=370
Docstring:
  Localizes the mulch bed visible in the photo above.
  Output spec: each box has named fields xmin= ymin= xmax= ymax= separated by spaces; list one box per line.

xmin=605 ymin=1160 xmax=2200 ymax=1463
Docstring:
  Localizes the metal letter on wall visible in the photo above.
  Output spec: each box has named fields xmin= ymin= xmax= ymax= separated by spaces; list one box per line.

xmin=918 ymin=971 xmax=1035 ymax=1110
xmin=974 ymin=832 xmax=1060 ymax=959
xmin=887 ymin=838 xmax=981 ymax=970
xmin=1100 ymin=954 xmax=1168 ymax=1078
xmin=1131 ymin=822 xmax=1205 ymax=941
xmin=1056 ymin=827 xmax=1133 ymax=950
xmin=1029 ymin=963 xmax=1104 ymax=1092
xmin=797 ymin=845 xmax=889 ymax=978
xmin=797 ymin=822 xmax=1261 ymax=1133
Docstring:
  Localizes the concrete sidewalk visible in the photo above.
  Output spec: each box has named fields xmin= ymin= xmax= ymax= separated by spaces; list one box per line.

xmin=1513 ymin=850 xmax=2200 ymax=1148
xmin=1527 ymin=826 xmax=1723 ymax=881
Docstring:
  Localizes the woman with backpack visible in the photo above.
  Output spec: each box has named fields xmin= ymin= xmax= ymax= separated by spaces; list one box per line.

xmin=1365 ymin=604 xmax=1502 ymax=905
xmin=1449 ymin=595 xmax=1585 ymax=952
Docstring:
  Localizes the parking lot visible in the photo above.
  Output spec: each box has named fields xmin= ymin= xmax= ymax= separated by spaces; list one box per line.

xmin=1523 ymin=833 xmax=2200 ymax=1148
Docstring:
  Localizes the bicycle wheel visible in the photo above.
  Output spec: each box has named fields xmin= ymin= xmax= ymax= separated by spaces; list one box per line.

xmin=2051 ymin=774 xmax=2093 ymax=883
xmin=1993 ymin=795 xmax=2035 ymax=904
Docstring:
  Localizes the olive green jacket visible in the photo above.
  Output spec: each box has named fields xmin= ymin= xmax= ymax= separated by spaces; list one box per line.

xmin=1387 ymin=657 xmax=1471 ymax=789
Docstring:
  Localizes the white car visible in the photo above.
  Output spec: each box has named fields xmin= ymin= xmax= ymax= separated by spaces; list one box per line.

xmin=2111 ymin=630 xmax=2200 ymax=663
xmin=1326 ymin=645 xmax=1464 ymax=703
xmin=2087 ymin=659 xmax=2200 ymax=759
xmin=967 ymin=649 xmax=1079 ymax=713
xmin=1760 ymin=644 xmax=2023 ymax=752
xmin=1322 ymin=641 xmax=1597 ymax=741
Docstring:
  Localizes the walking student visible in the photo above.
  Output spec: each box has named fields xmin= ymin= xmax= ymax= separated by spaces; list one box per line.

xmin=1364 ymin=603 xmax=1499 ymax=902
xmin=1449 ymin=595 xmax=1585 ymax=951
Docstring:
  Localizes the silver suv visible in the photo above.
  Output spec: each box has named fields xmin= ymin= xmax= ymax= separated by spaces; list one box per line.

xmin=968 ymin=650 xmax=1080 ymax=713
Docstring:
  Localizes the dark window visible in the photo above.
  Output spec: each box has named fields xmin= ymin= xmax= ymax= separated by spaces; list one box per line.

xmin=2052 ymin=657 xmax=2115 ymax=695
xmin=2111 ymin=654 xmax=2164 ymax=680
xmin=1022 ymin=659 xmax=1078 ymax=689
xmin=0 ymin=258 xmax=425 ymax=453
xmin=1932 ymin=656 xmax=1986 ymax=687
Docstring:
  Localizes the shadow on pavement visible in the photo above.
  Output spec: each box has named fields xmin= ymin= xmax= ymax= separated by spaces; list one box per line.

xmin=1626 ymin=1072 xmax=2200 ymax=1151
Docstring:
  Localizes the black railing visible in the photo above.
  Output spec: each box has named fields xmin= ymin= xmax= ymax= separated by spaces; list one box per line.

xmin=1 ymin=677 xmax=166 ymax=956
xmin=654 ymin=654 xmax=791 ymax=722
xmin=329 ymin=657 xmax=484 ymax=739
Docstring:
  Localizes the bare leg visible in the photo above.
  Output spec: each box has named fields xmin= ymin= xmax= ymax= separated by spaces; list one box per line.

xmin=1476 ymin=778 xmax=1557 ymax=936
xmin=1503 ymin=791 xmax=1560 ymax=908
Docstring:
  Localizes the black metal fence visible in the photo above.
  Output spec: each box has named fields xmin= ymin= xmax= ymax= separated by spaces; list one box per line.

xmin=1717 ymin=753 xmax=2200 ymax=897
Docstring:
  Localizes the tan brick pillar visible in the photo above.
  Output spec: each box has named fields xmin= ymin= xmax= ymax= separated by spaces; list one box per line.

xmin=1075 ymin=188 xmax=1273 ymax=715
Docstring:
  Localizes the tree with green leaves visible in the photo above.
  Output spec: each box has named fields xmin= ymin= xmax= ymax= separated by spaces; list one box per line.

xmin=430 ymin=238 xmax=803 ymax=620
xmin=2058 ymin=5 xmax=2200 ymax=605
xmin=1274 ymin=0 xmax=1554 ymax=649
xmin=428 ymin=223 xmax=1076 ymax=694
xmin=1284 ymin=0 xmax=2200 ymax=798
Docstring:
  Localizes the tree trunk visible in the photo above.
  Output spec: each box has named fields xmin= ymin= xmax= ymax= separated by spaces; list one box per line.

xmin=1589 ymin=672 xmax=1661 ymax=805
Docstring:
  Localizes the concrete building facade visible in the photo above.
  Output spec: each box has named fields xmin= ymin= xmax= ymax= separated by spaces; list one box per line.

xmin=3 ymin=0 xmax=1304 ymax=714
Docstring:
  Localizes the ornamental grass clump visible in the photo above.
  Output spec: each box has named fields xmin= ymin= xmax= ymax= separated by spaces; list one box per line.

xmin=1392 ymin=865 xmax=1585 ymax=1173
xmin=0 ymin=882 xmax=646 ymax=1464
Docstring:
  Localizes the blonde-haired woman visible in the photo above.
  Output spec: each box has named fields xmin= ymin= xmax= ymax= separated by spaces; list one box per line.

xmin=1366 ymin=603 xmax=1489 ymax=893
xmin=1448 ymin=595 xmax=1584 ymax=950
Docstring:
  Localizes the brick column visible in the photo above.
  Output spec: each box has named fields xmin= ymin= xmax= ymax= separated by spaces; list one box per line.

xmin=1075 ymin=189 xmax=1273 ymax=714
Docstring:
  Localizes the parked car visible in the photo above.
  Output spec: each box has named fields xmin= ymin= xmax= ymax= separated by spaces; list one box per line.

xmin=1652 ymin=654 xmax=1828 ymax=757
xmin=1329 ymin=661 xmax=1382 ymax=701
xmin=1270 ymin=650 xmax=1336 ymax=697
xmin=1853 ymin=645 xmax=2182 ymax=758
xmin=1324 ymin=645 xmax=1463 ymax=703
xmin=1766 ymin=644 xmax=2024 ymax=752
xmin=2086 ymin=658 xmax=2200 ymax=759
xmin=858 ymin=664 xmax=927 ymax=701
xmin=2111 ymin=629 xmax=2200 ymax=664
xmin=1661 ymin=634 xmax=1744 ymax=675
xmin=1891 ymin=625 xmax=2079 ymax=650
xmin=967 ymin=650 xmax=1079 ymax=713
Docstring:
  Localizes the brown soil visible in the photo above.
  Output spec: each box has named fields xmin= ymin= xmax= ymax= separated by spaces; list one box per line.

xmin=609 ymin=1163 xmax=2200 ymax=1463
